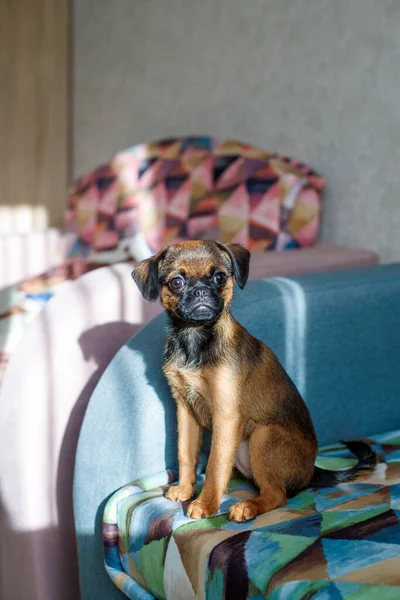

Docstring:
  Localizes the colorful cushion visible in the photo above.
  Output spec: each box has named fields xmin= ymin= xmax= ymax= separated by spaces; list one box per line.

xmin=66 ymin=137 xmax=326 ymax=261
xmin=103 ymin=429 xmax=400 ymax=599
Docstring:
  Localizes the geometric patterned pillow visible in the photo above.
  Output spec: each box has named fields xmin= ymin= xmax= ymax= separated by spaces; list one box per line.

xmin=65 ymin=136 xmax=326 ymax=261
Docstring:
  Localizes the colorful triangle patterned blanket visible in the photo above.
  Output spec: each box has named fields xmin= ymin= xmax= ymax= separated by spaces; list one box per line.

xmin=104 ymin=429 xmax=400 ymax=599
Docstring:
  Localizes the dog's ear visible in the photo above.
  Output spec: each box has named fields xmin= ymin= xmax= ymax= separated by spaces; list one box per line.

xmin=219 ymin=243 xmax=250 ymax=289
xmin=131 ymin=250 xmax=166 ymax=302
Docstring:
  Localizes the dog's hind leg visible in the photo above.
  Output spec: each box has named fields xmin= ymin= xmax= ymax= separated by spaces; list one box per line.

xmin=229 ymin=424 xmax=315 ymax=523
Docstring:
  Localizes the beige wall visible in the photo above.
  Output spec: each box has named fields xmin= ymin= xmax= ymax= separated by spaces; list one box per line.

xmin=73 ymin=0 xmax=400 ymax=262
xmin=0 ymin=0 xmax=69 ymax=232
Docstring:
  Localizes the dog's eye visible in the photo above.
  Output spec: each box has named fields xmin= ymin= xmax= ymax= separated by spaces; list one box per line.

xmin=169 ymin=276 xmax=185 ymax=291
xmin=214 ymin=272 xmax=227 ymax=285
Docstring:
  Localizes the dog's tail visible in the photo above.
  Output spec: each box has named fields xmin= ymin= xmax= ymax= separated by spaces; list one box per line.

xmin=310 ymin=440 xmax=377 ymax=488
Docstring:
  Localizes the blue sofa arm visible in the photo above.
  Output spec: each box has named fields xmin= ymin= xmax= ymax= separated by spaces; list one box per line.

xmin=74 ymin=263 xmax=400 ymax=600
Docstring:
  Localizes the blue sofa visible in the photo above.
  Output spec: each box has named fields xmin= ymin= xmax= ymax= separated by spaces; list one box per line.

xmin=74 ymin=263 xmax=400 ymax=599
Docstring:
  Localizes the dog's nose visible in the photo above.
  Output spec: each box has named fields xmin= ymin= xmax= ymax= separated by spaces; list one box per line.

xmin=194 ymin=287 xmax=210 ymax=299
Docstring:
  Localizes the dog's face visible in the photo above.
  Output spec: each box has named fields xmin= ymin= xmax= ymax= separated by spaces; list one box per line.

xmin=132 ymin=241 xmax=250 ymax=323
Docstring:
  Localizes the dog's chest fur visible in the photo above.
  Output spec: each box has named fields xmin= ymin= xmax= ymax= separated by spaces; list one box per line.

xmin=164 ymin=323 xmax=233 ymax=428
xmin=165 ymin=324 xmax=222 ymax=369
xmin=163 ymin=363 xmax=214 ymax=428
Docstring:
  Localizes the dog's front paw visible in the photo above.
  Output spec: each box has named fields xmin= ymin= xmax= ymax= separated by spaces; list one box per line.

xmin=165 ymin=484 xmax=195 ymax=502
xmin=187 ymin=497 xmax=219 ymax=519
xmin=229 ymin=500 xmax=258 ymax=523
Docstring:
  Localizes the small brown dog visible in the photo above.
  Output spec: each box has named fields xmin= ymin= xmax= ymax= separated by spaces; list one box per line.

xmin=132 ymin=240 xmax=376 ymax=522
